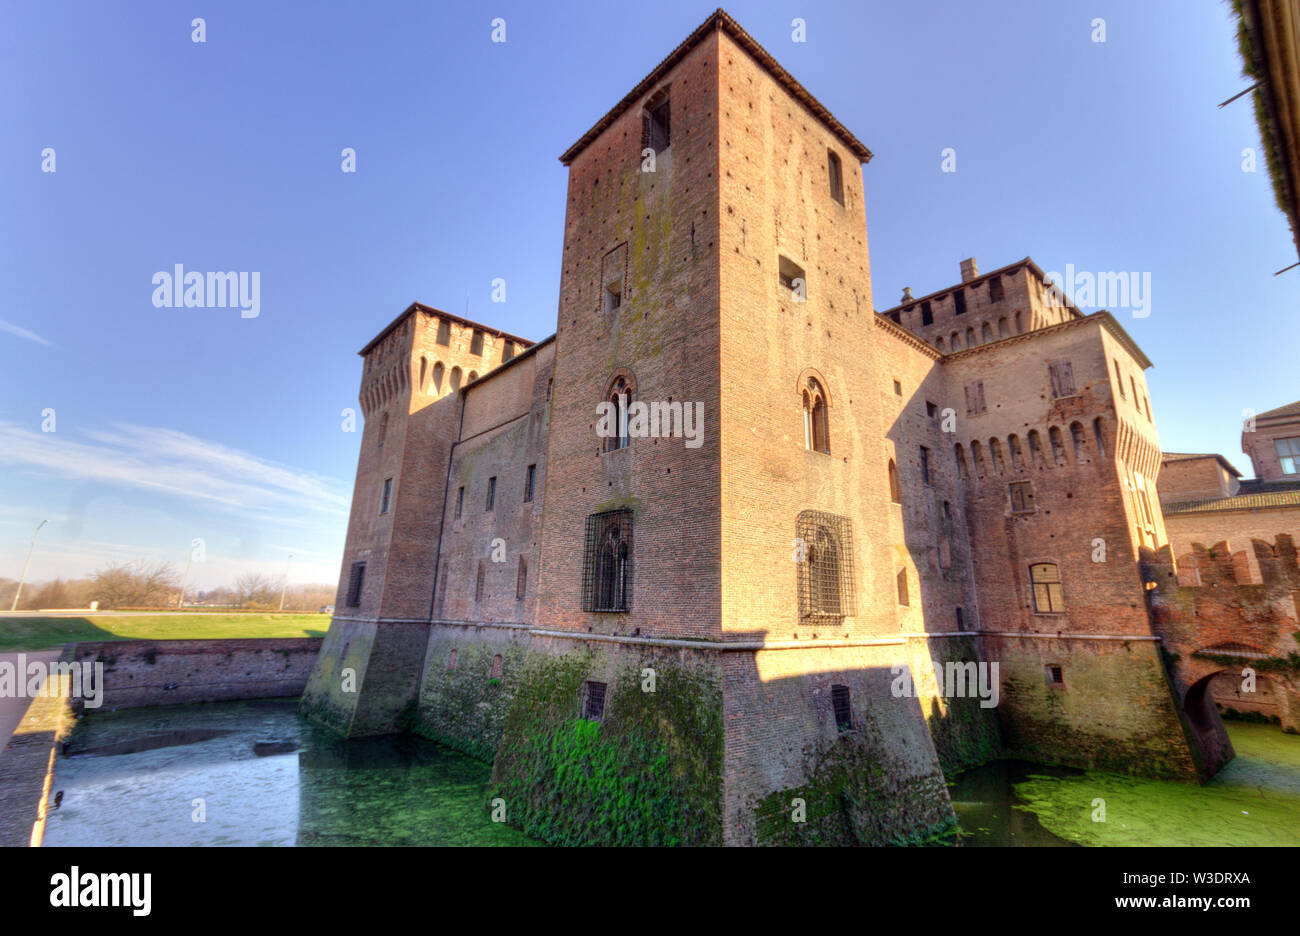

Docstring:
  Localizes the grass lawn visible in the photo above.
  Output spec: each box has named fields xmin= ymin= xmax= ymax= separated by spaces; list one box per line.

xmin=0 ymin=614 xmax=331 ymax=651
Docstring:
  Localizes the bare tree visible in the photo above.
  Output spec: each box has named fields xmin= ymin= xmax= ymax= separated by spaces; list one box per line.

xmin=233 ymin=572 xmax=278 ymax=608
xmin=90 ymin=559 xmax=179 ymax=609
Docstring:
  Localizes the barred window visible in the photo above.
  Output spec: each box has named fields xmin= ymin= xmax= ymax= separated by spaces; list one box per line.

xmin=796 ymin=510 xmax=856 ymax=622
xmin=582 ymin=680 xmax=607 ymax=721
xmin=831 ymin=684 xmax=852 ymax=732
xmin=1030 ymin=563 xmax=1065 ymax=613
xmin=582 ymin=510 xmax=632 ymax=612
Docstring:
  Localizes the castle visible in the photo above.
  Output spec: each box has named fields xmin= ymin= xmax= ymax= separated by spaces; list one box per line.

xmin=301 ymin=10 xmax=1300 ymax=845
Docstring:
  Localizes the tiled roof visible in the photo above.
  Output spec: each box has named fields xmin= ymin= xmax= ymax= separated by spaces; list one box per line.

xmin=1162 ymin=485 xmax=1300 ymax=515
xmin=1161 ymin=452 xmax=1242 ymax=476
xmin=1258 ymin=400 xmax=1300 ymax=420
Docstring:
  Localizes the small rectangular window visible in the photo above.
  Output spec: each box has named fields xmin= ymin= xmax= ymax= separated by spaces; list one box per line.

xmin=346 ymin=562 xmax=365 ymax=607
xmin=436 ymin=320 xmax=451 ymax=346
xmin=893 ymin=379 xmax=902 ymax=395
xmin=1276 ymin=437 xmax=1300 ymax=474
xmin=953 ymin=290 xmax=967 ymax=316
xmin=524 ymin=464 xmax=536 ymax=502
xmin=456 ymin=486 xmax=464 ymax=519
xmin=1030 ymin=563 xmax=1065 ymax=613
xmin=1046 ymin=664 xmax=1064 ymax=686
xmin=475 ymin=561 xmax=485 ymax=602
xmin=920 ymin=446 xmax=931 ymax=484
xmin=955 ymin=607 xmax=965 ymax=631
xmin=1009 ymin=481 xmax=1035 ymax=513
xmin=582 ymin=680 xmax=607 ymax=721
xmin=988 ymin=277 xmax=1003 ymax=302
xmin=647 ymin=98 xmax=670 ymax=152
xmin=964 ymin=380 xmax=987 ymax=416
xmin=502 ymin=341 xmax=515 ymax=362
xmin=604 ymin=279 xmax=622 ymax=316
xmin=831 ymin=684 xmax=852 ymax=731
xmin=1114 ymin=360 xmax=1126 ymax=397
xmin=921 ymin=301 xmax=933 ymax=326
xmin=486 ymin=476 xmax=496 ymax=511
xmin=379 ymin=477 xmax=393 ymax=514
xmin=897 ymin=568 xmax=909 ymax=606
xmin=471 ymin=330 xmax=485 ymax=356
xmin=926 ymin=401 xmax=938 ymax=419
xmin=827 ymin=150 xmax=844 ymax=205
xmin=516 ymin=557 xmax=527 ymax=600
xmin=778 ymin=256 xmax=805 ymax=297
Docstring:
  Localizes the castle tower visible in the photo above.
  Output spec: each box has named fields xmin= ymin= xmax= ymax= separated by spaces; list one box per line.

xmin=300 ymin=304 xmax=531 ymax=736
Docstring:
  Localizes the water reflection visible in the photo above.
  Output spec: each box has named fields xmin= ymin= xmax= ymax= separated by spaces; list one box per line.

xmin=43 ymin=700 xmax=538 ymax=847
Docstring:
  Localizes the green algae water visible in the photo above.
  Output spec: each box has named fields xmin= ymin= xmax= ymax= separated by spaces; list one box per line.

xmin=951 ymin=723 xmax=1300 ymax=846
xmin=42 ymin=699 xmax=539 ymax=847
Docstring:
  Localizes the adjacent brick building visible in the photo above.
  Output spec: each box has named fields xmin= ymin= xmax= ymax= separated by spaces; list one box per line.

xmin=302 ymin=9 xmax=1278 ymax=845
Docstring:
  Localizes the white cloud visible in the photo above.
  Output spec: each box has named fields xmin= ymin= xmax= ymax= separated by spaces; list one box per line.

xmin=0 ymin=421 xmax=349 ymax=520
xmin=0 ymin=319 xmax=53 ymax=347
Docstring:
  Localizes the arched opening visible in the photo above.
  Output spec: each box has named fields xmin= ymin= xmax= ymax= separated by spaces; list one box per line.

xmin=1070 ymin=421 xmax=1086 ymax=461
xmin=803 ymin=377 xmax=830 ymax=453
xmin=989 ymin=437 xmax=1006 ymax=474
xmin=432 ymin=361 xmax=445 ymax=394
xmin=954 ymin=443 xmax=969 ymax=479
xmin=1092 ymin=417 xmax=1106 ymax=457
xmin=1027 ymin=429 xmax=1042 ymax=466
xmin=419 ymin=356 xmax=427 ymax=392
xmin=981 ymin=322 xmax=994 ymax=343
xmin=450 ymin=366 xmax=463 ymax=391
xmin=1008 ymin=434 xmax=1023 ymax=469
xmin=604 ymin=375 xmax=632 ymax=452
xmin=998 ymin=317 xmax=1009 ymax=338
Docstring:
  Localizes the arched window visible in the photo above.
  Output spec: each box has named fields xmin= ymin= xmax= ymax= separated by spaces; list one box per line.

xmin=951 ymin=331 xmax=960 ymax=349
xmin=1027 ymin=429 xmax=1042 ymax=465
xmin=1008 ymin=434 xmax=1024 ymax=469
xmin=954 ymin=443 xmax=969 ymax=480
xmin=582 ymin=509 xmax=632 ymax=613
xmin=450 ymin=366 xmax=463 ymax=391
xmin=432 ymin=361 xmax=445 ymax=394
xmin=971 ymin=439 xmax=986 ymax=475
xmin=803 ymin=377 xmax=830 ymax=454
xmin=419 ymin=356 xmax=427 ymax=391
xmin=1049 ymin=426 xmax=1067 ymax=465
xmin=604 ymin=375 xmax=632 ymax=452
xmin=981 ymin=322 xmax=994 ymax=343
xmin=1070 ymin=421 xmax=1086 ymax=461
xmin=810 ymin=525 xmax=843 ymax=616
xmin=1092 ymin=417 xmax=1106 ymax=457
xmin=377 ymin=412 xmax=388 ymax=447
xmin=998 ymin=317 xmax=1009 ymax=338
xmin=966 ymin=326 xmax=976 ymax=347
xmin=989 ymin=438 xmax=1006 ymax=474
xmin=448 ymin=648 xmax=458 ymax=669
xmin=796 ymin=511 xmax=855 ymax=621
xmin=595 ymin=523 xmax=630 ymax=610
xmin=1014 ymin=310 xmax=1024 ymax=333
xmin=935 ymin=336 xmax=945 ymax=351
xmin=469 ymin=370 xmax=478 ymax=383
xmin=888 ymin=459 xmax=901 ymax=503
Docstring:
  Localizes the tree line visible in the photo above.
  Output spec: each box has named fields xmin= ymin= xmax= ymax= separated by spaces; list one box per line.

xmin=0 ymin=559 xmax=336 ymax=611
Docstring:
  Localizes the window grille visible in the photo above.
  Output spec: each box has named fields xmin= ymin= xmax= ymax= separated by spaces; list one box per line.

xmin=582 ymin=510 xmax=632 ymax=612
xmin=796 ymin=510 xmax=856 ymax=622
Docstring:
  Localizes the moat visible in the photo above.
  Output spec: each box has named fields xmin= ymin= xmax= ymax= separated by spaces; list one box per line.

xmin=41 ymin=700 xmax=1300 ymax=847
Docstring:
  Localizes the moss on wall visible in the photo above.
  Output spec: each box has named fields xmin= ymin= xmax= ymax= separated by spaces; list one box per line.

xmin=489 ymin=648 xmax=723 ymax=846
xmin=752 ymin=717 xmax=957 ymax=846
xmin=921 ymin=637 xmax=1003 ymax=773
xmin=410 ymin=639 xmax=526 ymax=763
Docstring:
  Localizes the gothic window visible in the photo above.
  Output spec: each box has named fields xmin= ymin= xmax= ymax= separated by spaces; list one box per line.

xmin=582 ymin=510 xmax=632 ymax=613
xmin=604 ymin=375 xmax=632 ymax=452
xmin=1030 ymin=563 xmax=1065 ymax=613
xmin=803 ymin=377 xmax=830 ymax=454
xmin=796 ymin=511 xmax=856 ymax=622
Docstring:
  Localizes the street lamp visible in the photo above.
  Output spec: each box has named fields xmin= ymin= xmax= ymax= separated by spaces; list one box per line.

xmin=278 ymin=553 xmax=294 ymax=611
xmin=11 ymin=520 xmax=48 ymax=612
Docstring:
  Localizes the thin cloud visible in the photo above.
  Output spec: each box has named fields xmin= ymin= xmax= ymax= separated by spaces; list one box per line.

xmin=0 ymin=319 xmax=53 ymax=347
xmin=0 ymin=421 xmax=349 ymax=519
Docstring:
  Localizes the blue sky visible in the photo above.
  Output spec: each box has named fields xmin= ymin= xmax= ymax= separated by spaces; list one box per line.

xmin=1 ymin=0 xmax=1295 ymax=589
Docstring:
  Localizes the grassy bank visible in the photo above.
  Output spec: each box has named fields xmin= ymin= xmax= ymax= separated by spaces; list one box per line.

xmin=0 ymin=614 xmax=330 ymax=651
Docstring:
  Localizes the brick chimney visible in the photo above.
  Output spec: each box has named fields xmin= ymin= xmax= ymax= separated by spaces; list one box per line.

xmin=959 ymin=258 xmax=979 ymax=283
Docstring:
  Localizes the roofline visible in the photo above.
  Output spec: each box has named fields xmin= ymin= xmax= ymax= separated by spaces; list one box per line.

xmin=357 ymin=302 xmax=536 ymax=357
xmin=1160 ymin=452 xmax=1244 ymax=477
xmin=876 ymin=256 xmax=1085 ymax=319
xmin=461 ymin=333 xmax=557 ymax=393
xmin=929 ymin=309 xmax=1153 ymax=370
xmin=872 ymin=314 xmax=943 ymax=359
xmin=1255 ymin=402 xmax=1300 ymax=421
xmin=558 ymin=8 xmax=872 ymax=166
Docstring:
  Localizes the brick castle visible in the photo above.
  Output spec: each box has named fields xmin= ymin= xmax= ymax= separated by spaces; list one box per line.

xmin=301 ymin=10 xmax=1300 ymax=845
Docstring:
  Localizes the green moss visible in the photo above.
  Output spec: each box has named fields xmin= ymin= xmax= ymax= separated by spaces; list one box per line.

xmin=1010 ymin=724 xmax=1300 ymax=846
xmin=489 ymin=650 xmax=723 ymax=846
